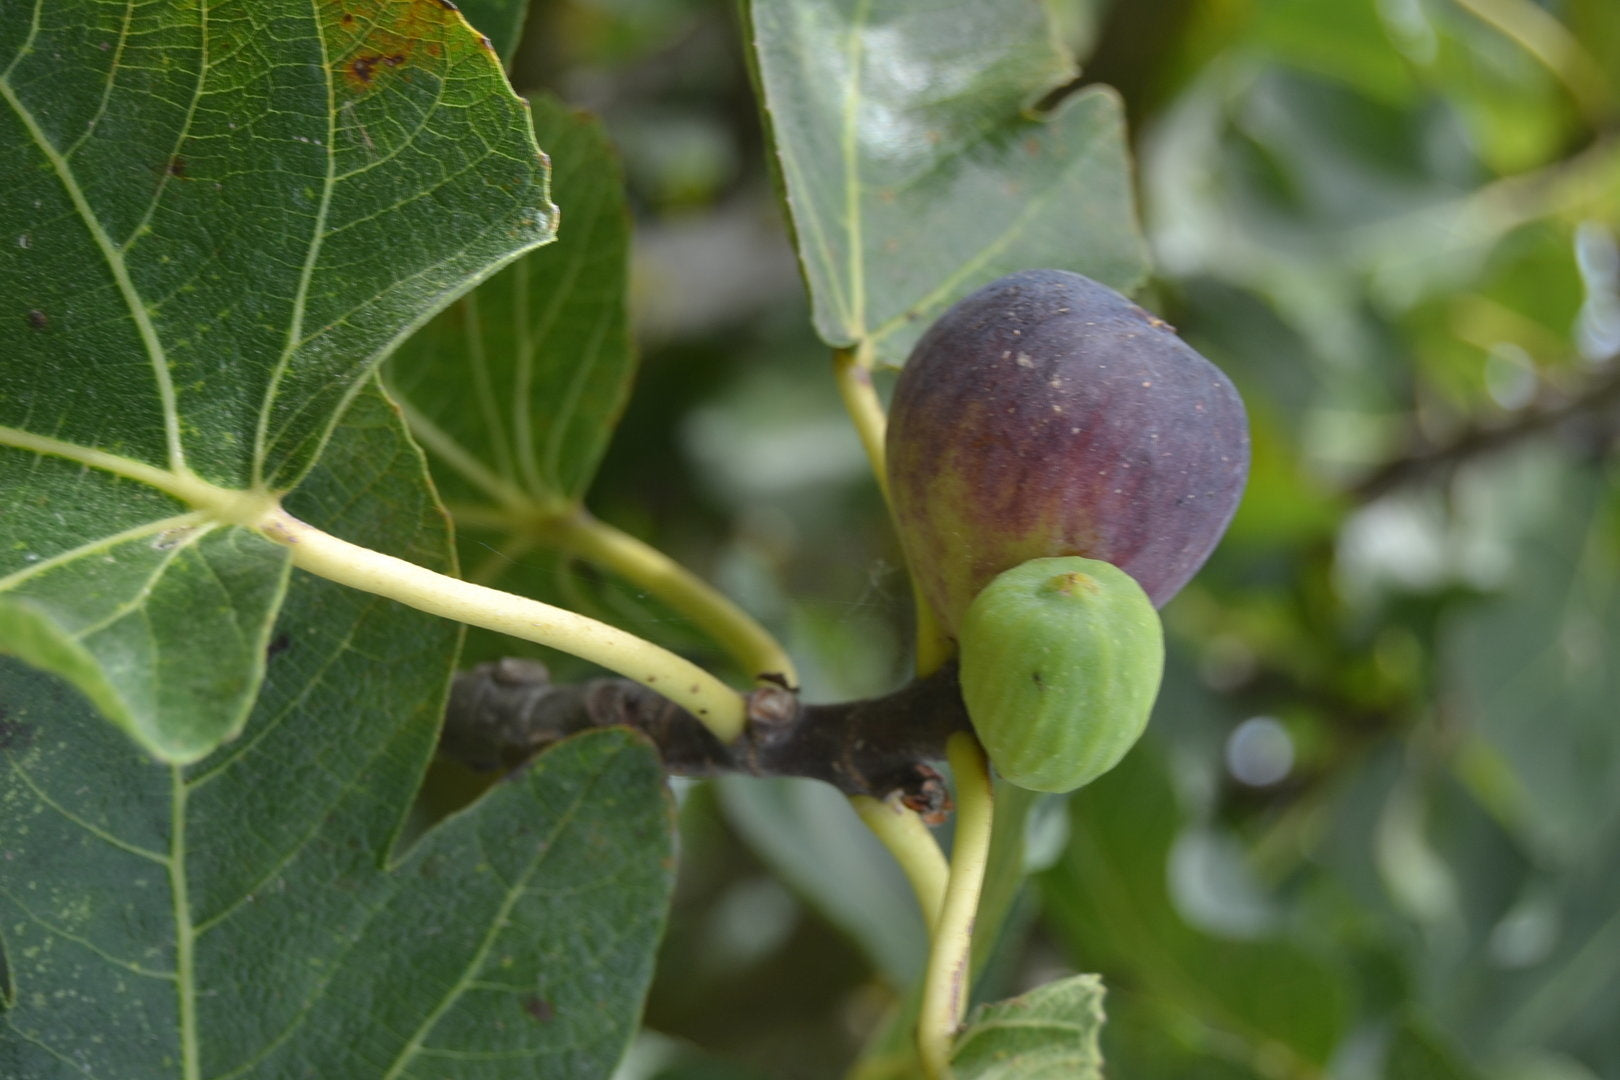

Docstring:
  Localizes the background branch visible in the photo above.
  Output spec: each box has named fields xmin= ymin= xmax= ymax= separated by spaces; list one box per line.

xmin=1350 ymin=359 xmax=1620 ymax=502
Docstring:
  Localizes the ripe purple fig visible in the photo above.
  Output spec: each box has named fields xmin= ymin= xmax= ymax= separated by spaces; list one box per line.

xmin=885 ymin=269 xmax=1248 ymax=633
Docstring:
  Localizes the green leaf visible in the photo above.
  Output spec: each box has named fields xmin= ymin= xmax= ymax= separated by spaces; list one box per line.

xmin=387 ymin=94 xmax=632 ymax=514
xmin=1444 ymin=452 xmax=1620 ymax=865
xmin=1386 ymin=1015 xmax=1484 ymax=1080
xmin=1 ymin=0 xmax=555 ymax=760
xmin=0 ymin=383 xmax=675 ymax=1079
xmin=453 ymin=0 xmax=532 ymax=67
xmin=747 ymin=0 xmax=1149 ymax=365
xmin=717 ymin=776 xmax=928 ymax=983
xmin=950 ymin=974 xmax=1106 ymax=1080
xmin=1040 ymin=743 xmax=1351 ymax=1071
xmin=384 ymin=94 xmax=775 ymax=685
xmin=0 ymin=519 xmax=288 ymax=762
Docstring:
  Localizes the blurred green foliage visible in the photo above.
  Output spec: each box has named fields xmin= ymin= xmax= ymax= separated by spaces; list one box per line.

xmin=487 ymin=1 xmax=1620 ymax=1077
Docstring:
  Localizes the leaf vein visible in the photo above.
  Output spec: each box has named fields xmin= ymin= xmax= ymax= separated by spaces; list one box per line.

xmin=0 ymin=74 xmax=185 ymax=469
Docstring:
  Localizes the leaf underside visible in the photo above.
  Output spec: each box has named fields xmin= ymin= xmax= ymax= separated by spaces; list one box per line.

xmin=950 ymin=973 xmax=1106 ymax=1080
xmin=386 ymin=94 xmax=633 ymax=513
xmin=749 ymin=0 xmax=1150 ymax=366
xmin=0 ymin=383 xmax=676 ymax=1080
xmin=0 ymin=0 xmax=556 ymax=761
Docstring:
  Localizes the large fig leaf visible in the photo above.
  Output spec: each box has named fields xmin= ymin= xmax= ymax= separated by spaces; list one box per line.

xmin=0 ymin=383 xmax=675 ymax=1079
xmin=387 ymin=95 xmax=631 ymax=516
xmin=0 ymin=0 xmax=556 ymax=761
xmin=746 ymin=0 xmax=1149 ymax=366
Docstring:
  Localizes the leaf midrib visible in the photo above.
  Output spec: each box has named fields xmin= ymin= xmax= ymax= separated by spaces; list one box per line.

xmin=169 ymin=768 xmax=202 ymax=1080
xmin=253 ymin=0 xmax=342 ymax=490
xmin=377 ymin=754 xmax=620 ymax=1080
xmin=866 ymin=97 xmax=1121 ymax=349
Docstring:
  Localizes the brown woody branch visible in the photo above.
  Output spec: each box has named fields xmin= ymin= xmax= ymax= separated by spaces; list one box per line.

xmin=440 ymin=659 xmax=971 ymax=823
xmin=1351 ymin=360 xmax=1620 ymax=502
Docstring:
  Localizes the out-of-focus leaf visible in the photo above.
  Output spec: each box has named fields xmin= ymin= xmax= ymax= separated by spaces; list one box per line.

xmin=1250 ymin=0 xmax=1420 ymax=105
xmin=1387 ymin=1014 xmax=1484 ymax=1080
xmin=716 ymin=776 xmax=928 ymax=984
xmin=0 ymin=384 xmax=674 ymax=1078
xmin=1099 ymin=991 xmax=1268 ymax=1079
xmin=0 ymin=0 xmax=555 ymax=761
xmin=454 ymin=0 xmax=531 ymax=66
xmin=747 ymin=0 xmax=1148 ymax=366
xmin=950 ymin=974 xmax=1105 ymax=1080
xmin=1040 ymin=742 xmax=1350 ymax=1071
xmin=1443 ymin=451 xmax=1620 ymax=864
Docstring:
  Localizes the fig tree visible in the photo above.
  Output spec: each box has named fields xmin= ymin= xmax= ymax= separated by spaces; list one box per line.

xmin=885 ymin=269 xmax=1249 ymax=632
xmin=958 ymin=556 xmax=1163 ymax=792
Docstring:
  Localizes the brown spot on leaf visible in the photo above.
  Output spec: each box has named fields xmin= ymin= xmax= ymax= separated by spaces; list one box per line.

xmin=25 ymin=309 xmax=47 ymax=330
xmin=166 ymin=156 xmax=188 ymax=178
xmin=0 ymin=716 xmax=36 ymax=753
xmin=267 ymin=633 xmax=292 ymax=660
xmin=522 ymin=997 xmax=554 ymax=1022
xmin=351 ymin=52 xmax=405 ymax=84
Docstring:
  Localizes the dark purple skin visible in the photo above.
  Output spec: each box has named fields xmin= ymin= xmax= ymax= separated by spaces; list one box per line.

xmin=886 ymin=269 xmax=1249 ymax=629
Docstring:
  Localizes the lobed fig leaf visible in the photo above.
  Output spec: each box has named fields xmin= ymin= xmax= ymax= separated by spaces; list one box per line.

xmin=885 ymin=269 xmax=1249 ymax=632
xmin=959 ymin=556 xmax=1163 ymax=793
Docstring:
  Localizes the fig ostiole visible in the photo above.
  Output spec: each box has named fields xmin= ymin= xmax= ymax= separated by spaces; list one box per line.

xmin=885 ymin=269 xmax=1249 ymax=633
xmin=958 ymin=556 xmax=1163 ymax=793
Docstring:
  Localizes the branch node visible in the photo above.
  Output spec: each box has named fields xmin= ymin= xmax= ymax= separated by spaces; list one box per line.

xmin=441 ymin=660 xmax=973 ymax=808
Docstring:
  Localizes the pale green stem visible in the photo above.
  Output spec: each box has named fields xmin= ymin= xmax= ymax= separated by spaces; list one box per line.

xmin=917 ymin=733 xmax=994 ymax=1080
xmin=1451 ymin=0 xmax=1614 ymax=127
xmin=399 ymin=393 xmax=796 ymax=682
xmin=440 ymin=500 xmax=797 ymax=686
xmin=0 ymin=424 xmax=752 ymax=738
xmin=912 ymin=606 xmax=954 ymax=679
xmin=851 ymin=793 xmax=949 ymax=927
xmin=829 ymin=347 xmax=954 ymax=674
xmin=833 ymin=344 xmax=892 ymax=504
xmin=831 ymin=345 xmax=960 ymax=940
xmin=255 ymin=507 xmax=749 ymax=740
xmin=541 ymin=509 xmax=799 ymax=687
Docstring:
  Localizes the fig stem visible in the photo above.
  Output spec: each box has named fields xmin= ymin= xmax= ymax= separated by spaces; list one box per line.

xmin=257 ymin=508 xmax=752 ymax=741
xmin=832 ymin=343 xmax=891 ymax=502
xmin=832 ymin=341 xmax=959 ymax=990
xmin=450 ymin=502 xmax=798 ymax=686
xmin=402 ymin=385 xmax=797 ymax=688
xmin=536 ymin=507 xmax=799 ymax=688
xmin=917 ymin=732 xmax=995 ymax=1079
xmin=852 ymin=793 xmax=948 ymax=927
xmin=829 ymin=346 xmax=953 ymax=673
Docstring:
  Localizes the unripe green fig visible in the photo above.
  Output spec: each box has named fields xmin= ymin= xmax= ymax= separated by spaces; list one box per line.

xmin=886 ymin=269 xmax=1248 ymax=632
xmin=958 ymin=556 xmax=1163 ymax=793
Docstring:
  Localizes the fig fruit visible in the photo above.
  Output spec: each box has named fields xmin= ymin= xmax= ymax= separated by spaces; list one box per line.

xmin=958 ymin=556 xmax=1163 ymax=792
xmin=885 ymin=269 xmax=1248 ymax=631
